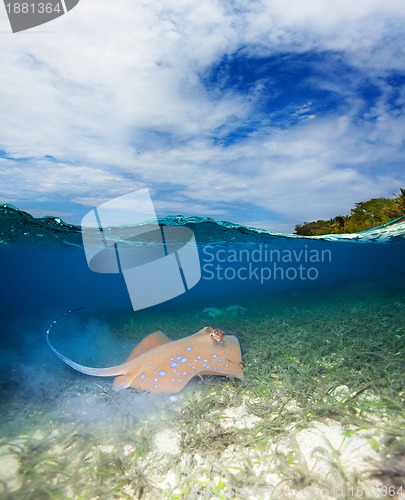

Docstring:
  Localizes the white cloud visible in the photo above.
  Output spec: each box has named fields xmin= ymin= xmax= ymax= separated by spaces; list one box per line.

xmin=0 ymin=158 xmax=137 ymax=202
xmin=0 ymin=0 xmax=405 ymax=232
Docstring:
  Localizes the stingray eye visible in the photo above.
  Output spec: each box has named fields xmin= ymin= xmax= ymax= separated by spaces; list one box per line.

xmin=211 ymin=329 xmax=224 ymax=343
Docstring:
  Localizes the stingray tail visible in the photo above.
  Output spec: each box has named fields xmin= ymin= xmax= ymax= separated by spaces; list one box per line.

xmin=46 ymin=308 xmax=129 ymax=378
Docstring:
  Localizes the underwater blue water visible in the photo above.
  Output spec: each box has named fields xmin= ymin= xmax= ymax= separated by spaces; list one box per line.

xmin=1 ymin=204 xmax=405 ymax=500
xmin=1 ymin=205 xmax=404 ymax=315
xmin=1 ymin=204 xmax=404 ymax=383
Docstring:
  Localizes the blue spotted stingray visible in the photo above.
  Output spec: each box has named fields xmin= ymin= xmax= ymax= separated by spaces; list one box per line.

xmin=47 ymin=325 xmax=243 ymax=393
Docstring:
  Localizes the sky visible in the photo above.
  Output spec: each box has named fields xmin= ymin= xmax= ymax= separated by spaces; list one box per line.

xmin=1 ymin=0 xmax=405 ymax=233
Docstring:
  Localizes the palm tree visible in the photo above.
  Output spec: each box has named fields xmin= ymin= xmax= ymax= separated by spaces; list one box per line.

xmin=394 ymin=188 xmax=405 ymax=215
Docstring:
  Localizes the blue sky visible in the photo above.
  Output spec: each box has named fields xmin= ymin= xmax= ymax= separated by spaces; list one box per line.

xmin=1 ymin=0 xmax=405 ymax=232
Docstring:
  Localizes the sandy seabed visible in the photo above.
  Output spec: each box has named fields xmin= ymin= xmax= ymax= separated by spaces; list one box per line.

xmin=1 ymin=281 xmax=404 ymax=499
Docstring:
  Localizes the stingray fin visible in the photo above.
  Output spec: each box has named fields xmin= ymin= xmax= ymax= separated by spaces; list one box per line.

xmin=125 ymin=331 xmax=172 ymax=361
xmin=112 ymin=373 xmax=137 ymax=391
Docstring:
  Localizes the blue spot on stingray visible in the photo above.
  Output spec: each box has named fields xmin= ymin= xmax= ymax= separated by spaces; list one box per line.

xmin=196 ymin=355 xmax=201 ymax=359
xmin=154 ymin=378 xmax=158 ymax=382
xmin=140 ymin=373 xmax=147 ymax=380
xmin=182 ymin=371 xmax=187 ymax=376
xmin=212 ymin=354 xmax=217 ymax=358
xmin=180 ymin=357 xmax=188 ymax=363
xmin=186 ymin=347 xmax=192 ymax=351
xmin=171 ymin=378 xmax=175 ymax=383
xmin=176 ymin=355 xmax=182 ymax=360
xmin=170 ymin=362 xmax=179 ymax=368
xmin=158 ymin=371 xmax=167 ymax=377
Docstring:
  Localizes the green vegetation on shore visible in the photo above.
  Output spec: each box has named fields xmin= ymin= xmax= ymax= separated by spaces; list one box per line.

xmin=295 ymin=188 xmax=405 ymax=236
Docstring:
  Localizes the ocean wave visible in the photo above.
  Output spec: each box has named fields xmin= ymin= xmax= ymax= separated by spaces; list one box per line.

xmin=1 ymin=204 xmax=404 ymax=247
